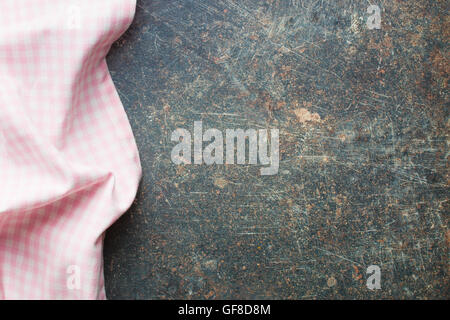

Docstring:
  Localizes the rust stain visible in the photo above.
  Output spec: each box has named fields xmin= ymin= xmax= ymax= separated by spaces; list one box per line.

xmin=293 ymin=108 xmax=322 ymax=124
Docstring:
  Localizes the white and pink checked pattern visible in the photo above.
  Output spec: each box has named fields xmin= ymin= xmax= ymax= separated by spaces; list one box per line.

xmin=0 ymin=0 xmax=141 ymax=299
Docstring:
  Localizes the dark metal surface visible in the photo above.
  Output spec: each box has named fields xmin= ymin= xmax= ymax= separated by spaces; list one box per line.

xmin=104 ymin=0 xmax=449 ymax=299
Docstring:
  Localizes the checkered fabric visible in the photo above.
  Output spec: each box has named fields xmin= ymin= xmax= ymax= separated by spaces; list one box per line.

xmin=0 ymin=0 xmax=141 ymax=299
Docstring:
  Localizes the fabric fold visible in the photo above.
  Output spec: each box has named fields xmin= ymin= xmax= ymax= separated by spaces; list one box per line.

xmin=0 ymin=0 xmax=141 ymax=299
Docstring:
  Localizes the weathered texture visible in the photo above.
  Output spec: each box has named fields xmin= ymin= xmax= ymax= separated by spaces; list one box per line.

xmin=104 ymin=0 xmax=449 ymax=299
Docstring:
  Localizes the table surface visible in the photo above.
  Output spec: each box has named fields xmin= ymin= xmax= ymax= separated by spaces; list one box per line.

xmin=103 ymin=0 xmax=448 ymax=299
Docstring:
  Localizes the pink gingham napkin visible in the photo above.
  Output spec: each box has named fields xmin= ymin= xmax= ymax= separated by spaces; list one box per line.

xmin=0 ymin=0 xmax=141 ymax=299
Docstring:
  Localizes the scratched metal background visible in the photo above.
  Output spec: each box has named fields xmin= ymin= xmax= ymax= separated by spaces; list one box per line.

xmin=103 ymin=0 xmax=449 ymax=299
